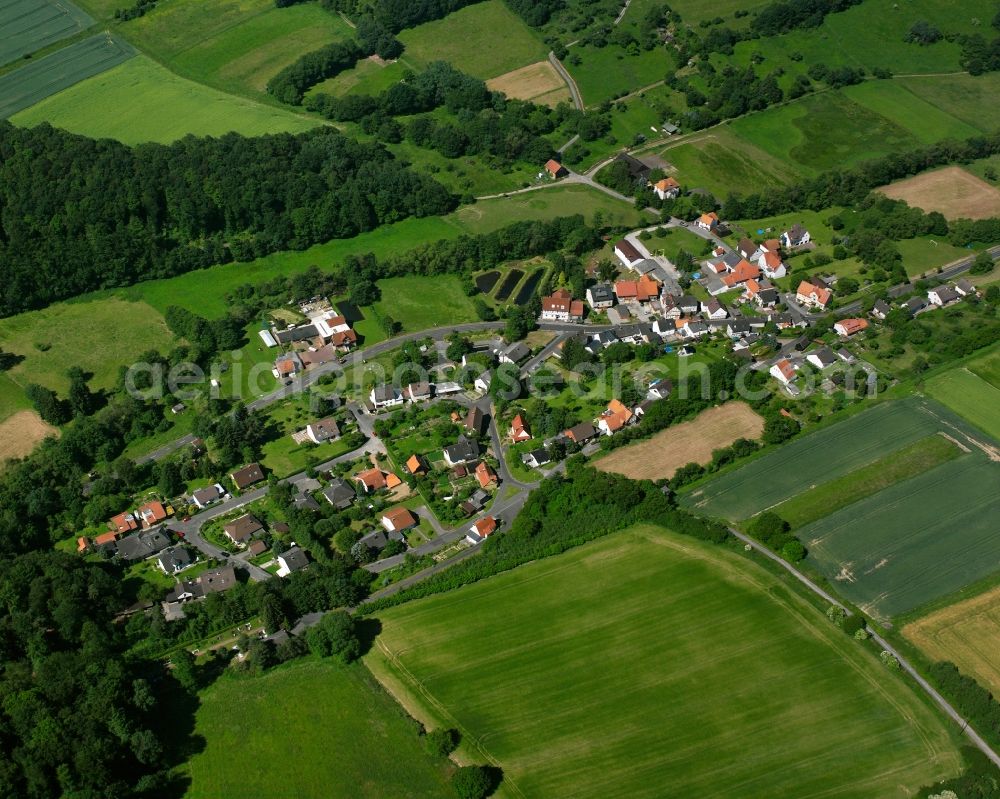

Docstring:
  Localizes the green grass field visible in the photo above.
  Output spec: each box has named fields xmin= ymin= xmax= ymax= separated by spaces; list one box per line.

xmin=117 ymin=0 xmax=354 ymax=98
xmin=309 ymin=57 xmax=410 ymax=99
xmin=968 ymin=348 xmax=1000 ymax=389
xmin=398 ymin=0 xmax=547 ymax=80
xmin=0 ymin=0 xmax=93 ymax=67
xmin=566 ymin=44 xmax=670 ymax=106
xmin=842 ymin=80 xmax=981 ymax=144
xmin=0 ymin=297 xmax=174 ymax=423
xmin=11 ymin=56 xmax=319 ymax=143
xmin=771 ymin=434 xmax=961 ymax=529
xmin=729 ymin=91 xmax=919 ymax=176
xmin=182 ymin=660 xmax=452 ymax=799
xmin=894 ymin=73 xmax=1000 ymax=134
xmin=926 ymin=366 xmax=1000 ymax=439
xmin=453 ymin=185 xmax=646 ymax=234
xmin=369 ymin=524 xmax=961 ymax=797
xmin=371 ymin=275 xmax=479 ymax=333
xmin=0 ymin=32 xmax=135 ymax=118
xmin=681 ymin=399 xmax=948 ymax=520
xmin=804 ymin=450 xmax=1000 ymax=620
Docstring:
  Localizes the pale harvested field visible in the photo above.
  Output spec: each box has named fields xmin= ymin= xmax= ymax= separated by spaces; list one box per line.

xmin=879 ymin=166 xmax=1000 ymax=220
xmin=487 ymin=60 xmax=569 ymax=106
xmin=903 ymin=584 xmax=1000 ymax=694
xmin=0 ymin=410 xmax=58 ymax=464
xmin=596 ymin=402 xmax=764 ymax=480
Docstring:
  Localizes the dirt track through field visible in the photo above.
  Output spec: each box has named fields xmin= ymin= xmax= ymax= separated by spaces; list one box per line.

xmin=879 ymin=166 xmax=1000 ymax=220
xmin=596 ymin=402 xmax=764 ymax=480
xmin=0 ymin=410 xmax=58 ymax=464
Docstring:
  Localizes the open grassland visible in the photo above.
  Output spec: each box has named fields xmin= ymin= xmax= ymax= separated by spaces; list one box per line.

xmin=0 ymin=298 xmax=173 ymax=422
xmin=119 ymin=0 xmax=353 ymax=97
xmin=182 ymin=660 xmax=451 ymax=799
xmin=894 ymin=73 xmax=1000 ymax=134
xmin=453 ymin=185 xmax=646 ymax=234
xmin=682 ymin=399 xmax=945 ymax=520
xmin=566 ymin=45 xmax=669 ymax=106
xmin=879 ymin=167 xmax=1000 ymax=221
xmin=904 ymin=584 xmax=1000 ymax=695
xmin=371 ymin=275 xmax=479 ymax=333
xmin=730 ymin=91 xmax=919 ymax=176
xmin=968 ymin=348 xmax=1000 ymax=389
xmin=398 ymin=1 xmax=547 ymax=80
xmin=660 ymin=127 xmax=801 ymax=195
xmin=369 ymin=525 xmax=961 ymax=798
xmin=309 ymin=57 xmax=409 ymax=98
xmin=486 ymin=61 xmax=569 ymax=106
xmin=11 ymin=56 xmax=319 ymax=143
xmin=0 ymin=0 xmax=93 ymax=67
xmin=926 ymin=367 xmax=1000 ymax=439
xmin=771 ymin=434 xmax=961 ymax=529
xmin=0 ymin=411 xmax=58 ymax=464
xmin=0 ymin=32 xmax=135 ymax=119
xmin=896 ymin=237 xmax=979 ymax=277
xmin=596 ymin=402 xmax=764 ymax=480
xmin=842 ymin=81 xmax=981 ymax=144
xmin=805 ymin=449 xmax=1000 ymax=621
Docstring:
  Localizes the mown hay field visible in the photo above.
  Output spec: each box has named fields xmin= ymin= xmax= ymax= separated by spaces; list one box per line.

xmin=368 ymin=525 xmax=961 ymax=798
xmin=880 ymin=166 xmax=1000 ymax=221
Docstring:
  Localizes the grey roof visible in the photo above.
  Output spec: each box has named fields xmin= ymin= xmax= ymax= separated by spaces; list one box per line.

xmin=872 ymin=300 xmax=891 ymax=316
xmin=565 ymin=421 xmax=596 ymax=442
xmin=657 ymin=273 xmax=682 ymax=297
xmin=721 ymin=251 xmax=743 ymax=268
xmin=117 ymin=529 xmax=171 ymax=561
xmin=322 ymin=478 xmax=356 ymax=509
xmin=955 ymin=278 xmax=976 ymax=294
xmin=614 ymin=153 xmax=652 ymax=181
xmin=372 ymin=384 xmax=400 ymax=403
xmin=470 ymin=488 xmax=489 ymax=505
xmin=809 ymin=347 xmax=837 ymax=367
xmin=836 ymin=348 xmax=855 ymax=362
xmin=727 ymin=320 xmax=751 ymax=335
xmin=166 ymin=566 xmax=237 ymax=602
xmin=224 ymin=513 xmax=263 ymax=543
xmin=156 ymin=546 xmax=193 ymax=573
xmin=504 ymin=342 xmax=530 ymax=363
xmin=634 ymin=258 xmax=658 ymax=274
xmin=932 ymin=286 xmax=960 ymax=303
xmin=294 ymin=493 xmax=321 ymax=511
xmin=231 ymin=463 xmax=264 ymax=490
xmin=523 ymin=448 xmax=551 ymax=466
xmin=274 ymin=324 xmax=318 ymax=344
xmin=756 ymin=288 xmax=779 ymax=305
xmin=902 ymin=296 xmax=927 ymax=313
xmin=279 ymin=546 xmax=309 ymax=573
xmin=308 ymin=417 xmax=340 ymax=441
xmin=587 ymin=283 xmax=615 ymax=303
xmin=192 ymin=485 xmax=222 ymax=505
xmin=678 ymin=294 xmax=700 ymax=310
xmin=445 ymin=435 xmax=480 ymax=464
xmin=359 ymin=528 xmax=404 ymax=550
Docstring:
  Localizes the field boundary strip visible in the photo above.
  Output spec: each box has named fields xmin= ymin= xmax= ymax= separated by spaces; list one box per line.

xmin=0 ymin=32 xmax=136 ymax=119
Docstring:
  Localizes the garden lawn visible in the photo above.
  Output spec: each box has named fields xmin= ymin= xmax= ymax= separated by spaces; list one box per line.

xmin=925 ymin=366 xmax=1000 ymax=439
xmin=398 ymin=0 xmax=547 ymax=80
xmin=182 ymin=660 xmax=452 ymax=799
xmin=681 ymin=398 xmax=948 ymax=520
xmin=368 ymin=524 xmax=961 ymax=798
xmin=11 ymin=56 xmax=319 ymax=144
xmin=771 ymin=434 xmax=961 ymax=529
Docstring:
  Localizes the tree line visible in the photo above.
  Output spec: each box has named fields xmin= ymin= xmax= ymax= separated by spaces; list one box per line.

xmin=0 ymin=123 xmax=455 ymax=317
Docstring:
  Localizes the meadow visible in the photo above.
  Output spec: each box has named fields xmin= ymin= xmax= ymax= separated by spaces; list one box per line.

xmin=397 ymin=0 xmax=547 ymax=80
xmin=968 ymin=348 xmax=1000 ymax=389
xmin=841 ymin=81 xmax=981 ymax=145
xmin=681 ymin=398 xmax=945 ymax=521
xmin=370 ymin=275 xmax=479 ymax=333
xmin=369 ymin=524 xmax=962 ymax=797
xmin=565 ymin=45 xmax=669 ymax=106
xmin=926 ymin=366 xmax=1000 ymax=439
xmin=0 ymin=33 xmax=135 ymax=119
xmin=11 ymin=56 xmax=319 ymax=144
xmin=804 ymin=451 xmax=1000 ymax=620
xmin=182 ymin=660 xmax=452 ymax=799
xmin=0 ymin=0 xmax=93 ymax=67
xmin=894 ymin=73 xmax=1000 ymax=134
xmin=770 ymin=434 xmax=961 ymax=529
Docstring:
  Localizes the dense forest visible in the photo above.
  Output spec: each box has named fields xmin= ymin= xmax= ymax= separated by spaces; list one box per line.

xmin=0 ymin=123 xmax=455 ymax=317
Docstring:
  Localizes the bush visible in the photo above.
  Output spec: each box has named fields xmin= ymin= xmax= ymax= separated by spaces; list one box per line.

xmin=452 ymin=765 xmax=493 ymax=799
xmin=424 ymin=728 xmax=459 ymax=758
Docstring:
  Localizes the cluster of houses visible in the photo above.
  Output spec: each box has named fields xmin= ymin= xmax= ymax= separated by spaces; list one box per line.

xmin=262 ymin=301 xmax=360 ymax=380
xmin=78 ymin=499 xmax=174 ymax=558
xmin=369 ymin=379 xmax=464 ymax=411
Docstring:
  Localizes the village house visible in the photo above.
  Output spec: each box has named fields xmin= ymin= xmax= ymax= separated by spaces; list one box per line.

xmin=703 ymin=298 xmax=728 ymax=320
xmin=223 ymin=514 xmax=263 ymax=548
xmin=191 ymin=484 xmax=225 ymax=509
xmin=871 ymin=300 xmax=891 ymax=321
xmin=781 ymin=224 xmax=811 ymax=248
xmin=464 ymin=406 xmax=485 ymax=436
xmin=305 ymin=417 xmax=340 ymax=444
xmin=770 ymin=359 xmax=798 ymax=385
xmin=474 ymin=372 xmax=492 ymax=393
xmin=737 ymin=238 xmax=759 ymax=260
xmin=955 ymin=278 xmax=978 ymax=298
xmin=381 ymin=507 xmax=418 ymax=533
xmin=497 ymin=342 xmax=530 ymax=365
xmin=272 ymin=351 xmax=303 ymax=380
xmin=837 ymin=347 xmax=855 ymax=364
xmin=231 ymin=463 xmax=265 ymax=491
xmin=110 ymin=511 xmax=139 ymax=534
xmin=834 ymin=318 xmax=869 ymax=337
xmin=544 ymin=158 xmax=566 ymax=179
xmin=541 ymin=288 xmax=585 ymax=322
xmin=117 ymin=529 xmax=171 ymax=562
xmin=509 ymin=414 xmax=531 ymax=442
xmin=613 ymin=239 xmax=645 ymax=269
xmin=614 ymin=274 xmax=660 ymax=303
xmin=370 ymin=384 xmax=404 ymax=410
xmin=358 ymin=528 xmax=404 ymax=552
xmin=466 ymin=515 xmax=498 ymax=545
xmin=405 ymin=453 xmax=429 ymax=476
xmin=722 ymin=259 xmax=761 ymax=289
xmin=354 ymin=467 xmax=388 ymax=493
xmin=758 ymin=250 xmax=786 ymax=279
xmin=404 ymin=382 xmax=433 ymax=402
xmin=796 ymin=280 xmax=832 ymax=310
xmin=522 ymin=448 xmax=551 ymax=469
xmin=166 ymin=566 xmax=237 ymax=603
xmin=322 ymin=478 xmax=357 ymax=509
xmin=928 ymin=285 xmax=960 ymax=306
xmin=586 ymin=283 xmax=615 ymax=309
xmin=156 ymin=546 xmax=193 ymax=576
xmin=311 ymin=311 xmax=351 ymax=340
xmin=598 ymin=399 xmax=634 ymax=436
xmin=647 ymin=377 xmax=672 ymax=400
xmin=475 ymin=461 xmax=498 ymax=489
xmin=902 ymin=296 xmax=928 ymax=316
xmin=614 ymin=153 xmax=652 ymax=184
xmin=652 ymin=176 xmax=681 ymax=200
xmin=807 ymin=347 xmax=837 ymax=370
xmin=696 ymin=212 xmax=719 ymax=231
xmin=276 ymin=546 xmax=309 ymax=577
xmin=444 ymin=435 xmax=480 ymax=467
xmin=294 ymin=492 xmax=321 ymax=511
xmin=563 ymin=421 xmax=597 ymax=445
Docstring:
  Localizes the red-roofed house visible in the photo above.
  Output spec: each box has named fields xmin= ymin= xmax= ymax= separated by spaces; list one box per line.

xmin=696 ymin=212 xmax=719 ymax=231
xmin=769 ymin=359 xmax=798 ymax=385
xmin=466 ymin=515 xmax=498 ymax=544
xmin=110 ymin=512 xmax=138 ymax=534
xmin=834 ymin=318 xmax=869 ymax=337
xmin=94 ymin=531 xmax=118 ymax=548
xmin=355 ymin=468 xmax=387 ymax=493
xmin=381 ymin=507 xmax=418 ymax=533
xmin=475 ymin=462 xmax=497 ymax=489
xmin=653 ymin=176 xmax=681 ymax=200
xmin=541 ymin=288 xmax=585 ymax=322
xmin=544 ymin=159 xmax=566 ymax=179
xmin=758 ymin=250 xmax=786 ymax=279
xmin=614 ymin=274 xmax=660 ymax=303
xmin=796 ymin=280 xmax=832 ymax=309
xmin=508 ymin=414 xmax=531 ymax=443
xmin=722 ymin=259 xmax=761 ymax=288
xmin=136 ymin=501 xmax=169 ymax=528
xmin=598 ymin=399 xmax=634 ymax=436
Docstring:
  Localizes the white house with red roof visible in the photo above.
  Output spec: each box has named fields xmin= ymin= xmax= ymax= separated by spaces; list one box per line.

xmin=541 ymin=288 xmax=584 ymax=322
xmin=796 ymin=280 xmax=832 ymax=309
xmin=769 ymin=359 xmax=798 ymax=385
xmin=652 ymin=176 xmax=681 ymax=200
xmin=696 ymin=212 xmax=719 ymax=231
